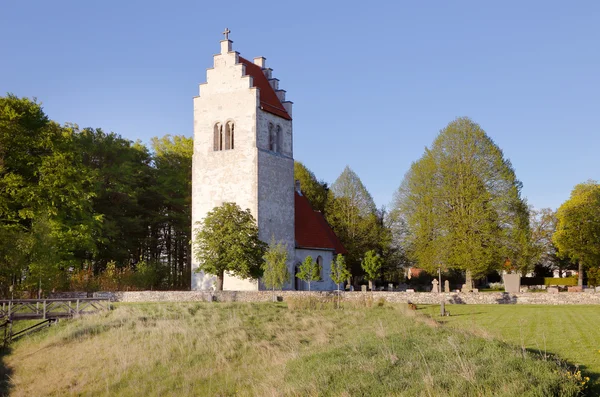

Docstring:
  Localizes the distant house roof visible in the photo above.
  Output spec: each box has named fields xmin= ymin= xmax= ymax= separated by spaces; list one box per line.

xmin=295 ymin=191 xmax=347 ymax=254
xmin=238 ymin=57 xmax=291 ymax=120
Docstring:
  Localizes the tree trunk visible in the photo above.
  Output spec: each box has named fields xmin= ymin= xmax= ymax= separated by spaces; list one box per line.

xmin=216 ymin=273 xmax=224 ymax=291
xmin=578 ymin=260 xmax=583 ymax=287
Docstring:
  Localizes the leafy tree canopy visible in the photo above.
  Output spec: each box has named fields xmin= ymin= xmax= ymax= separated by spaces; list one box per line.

xmin=296 ymin=255 xmax=321 ymax=291
xmin=391 ymin=117 xmax=531 ymax=278
xmin=262 ymin=237 xmax=289 ymax=292
xmin=294 ymin=161 xmax=329 ymax=213
xmin=553 ymin=180 xmax=600 ymax=285
xmin=193 ymin=202 xmax=266 ymax=290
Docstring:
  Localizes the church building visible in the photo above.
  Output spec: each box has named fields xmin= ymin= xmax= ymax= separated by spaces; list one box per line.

xmin=191 ymin=30 xmax=346 ymax=291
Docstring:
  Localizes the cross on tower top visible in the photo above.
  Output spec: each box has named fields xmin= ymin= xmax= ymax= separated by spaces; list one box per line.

xmin=222 ymin=28 xmax=231 ymax=40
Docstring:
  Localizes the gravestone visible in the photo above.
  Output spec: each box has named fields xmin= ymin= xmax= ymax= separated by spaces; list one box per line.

xmin=503 ymin=273 xmax=521 ymax=293
xmin=461 ymin=271 xmax=473 ymax=292
xmin=406 ymin=289 xmax=415 ymax=293
xmin=361 ymin=285 xmax=367 ymax=292
xmin=547 ymin=287 xmax=559 ymax=294
xmin=431 ymin=279 xmax=439 ymax=293
xmin=388 ymin=283 xmax=394 ymax=291
xmin=444 ymin=280 xmax=450 ymax=293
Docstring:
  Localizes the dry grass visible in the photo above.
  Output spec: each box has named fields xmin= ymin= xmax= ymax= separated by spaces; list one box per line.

xmin=1 ymin=302 xmax=585 ymax=396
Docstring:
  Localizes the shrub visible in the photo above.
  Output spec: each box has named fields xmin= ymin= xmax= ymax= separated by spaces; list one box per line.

xmin=544 ymin=277 xmax=577 ymax=286
xmin=587 ymin=268 xmax=600 ymax=287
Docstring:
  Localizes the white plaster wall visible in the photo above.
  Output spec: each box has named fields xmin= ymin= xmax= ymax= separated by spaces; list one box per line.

xmin=294 ymin=249 xmax=336 ymax=291
xmin=257 ymin=146 xmax=295 ymax=290
xmin=191 ymin=45 xmax=296 ymax=292
xmin=257 ymin=110 xmax=293 ymax=157
xmin=191 ymin=48 xmax=260 ymax=291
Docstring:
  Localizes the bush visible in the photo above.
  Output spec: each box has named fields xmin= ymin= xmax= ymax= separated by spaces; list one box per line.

xmin=544 ymin=277 xmax=577 ymax=286
xmin=587 ymin=268 xmax=600 ymax=287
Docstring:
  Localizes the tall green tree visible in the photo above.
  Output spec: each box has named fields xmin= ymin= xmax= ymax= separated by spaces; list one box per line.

xmin=0 ymin=96 xmax=99 ymax=295
xmin=294 ymin=161 xmax=329 ymax=213
xmin=262 ymin=237 xmax=290 ymax=298
xmin=193 ymin=203 xmax=266 ymax=290
xmin=391 ymin=117 xmax=530 ymax=279
xmin=326 ymin=166 xmax=383 ymax=279
xmin=296 ymin=255 xmax=321 ymax=291
xmin=529 ymin=208 xmax=573 ymax=277
xmin=151 ymin=135 xmax=193 ymax=289
xmin=362 ymin=249 xmax=383 ymax=291
xmin=553 ymin=180 xmax=600 ymax=287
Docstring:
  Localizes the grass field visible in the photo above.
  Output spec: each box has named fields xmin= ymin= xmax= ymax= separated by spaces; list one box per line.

xmin=0 ymin=301 xmax=589 ymax=396
xmin=420 ymin=304 xmax=600 ymax=394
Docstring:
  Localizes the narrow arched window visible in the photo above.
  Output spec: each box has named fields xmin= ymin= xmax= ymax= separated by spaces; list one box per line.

xmin=213 ymin=123 xmax=223 ymax=151
xmin=268 ymin=123 xmax=275 ymax=151
xmin=225 ymin=121 xmax=235 ymax=150
xmin=276 ymin=125 xmax=282 ymax=154
xmin=230 ymin=123 xmax=234 ymax=149
xmin=316 ymin=256 xmax=323 ymax=280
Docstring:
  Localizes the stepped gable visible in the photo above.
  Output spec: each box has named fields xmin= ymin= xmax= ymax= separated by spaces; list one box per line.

xmin=295 ymin=191 xmax=347 ymax=254
xmin=238 ymin=56 xmax=291 ymax=120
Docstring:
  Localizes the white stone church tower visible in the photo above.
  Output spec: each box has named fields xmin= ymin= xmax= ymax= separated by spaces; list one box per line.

xmin=192 ymin=30 xmax=346 ymax=291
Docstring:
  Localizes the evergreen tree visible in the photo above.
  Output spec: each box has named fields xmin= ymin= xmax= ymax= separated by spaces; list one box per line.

xmin=326 ymin=166 xmax=382 ymax=280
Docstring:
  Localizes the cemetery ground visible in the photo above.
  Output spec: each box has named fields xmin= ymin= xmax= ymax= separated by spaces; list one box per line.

xmin=421 ymin=304 xmax=600 ymax=395
xmin=0 ymin=301 xmax=591 ymax=396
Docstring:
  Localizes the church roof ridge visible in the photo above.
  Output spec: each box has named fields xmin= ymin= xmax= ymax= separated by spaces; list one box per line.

xmin=238 ymin=56 xmax=292 ymax=120
xmin=295 ymin=191 xmax=347 ymax=254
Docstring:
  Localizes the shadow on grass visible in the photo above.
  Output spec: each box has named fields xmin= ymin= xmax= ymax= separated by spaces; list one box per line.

xmin=523 ymin=347 xmax=600 ymax=396
xmin=0 ymin=346 xmax=12 ymax=397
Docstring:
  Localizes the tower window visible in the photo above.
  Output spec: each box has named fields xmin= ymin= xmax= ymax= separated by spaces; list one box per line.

xmin=268 ymin=123 xmax=275 ymax=151
xmin=225 ymin=121 xmax=235 ymax=150
xmin=276 ymin=125 xmax=282 ymax=153
xmin=213 ymin=123 xmax=223 ymax=151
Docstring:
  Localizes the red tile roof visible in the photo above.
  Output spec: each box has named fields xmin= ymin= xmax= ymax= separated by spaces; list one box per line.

xmin=295 ymin=191 xmax=347 ymax=254
xmin=239 ymin=57 xmax=292 ymax=120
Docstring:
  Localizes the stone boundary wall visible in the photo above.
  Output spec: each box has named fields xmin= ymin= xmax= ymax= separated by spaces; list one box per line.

xmin=49 ymin=290 xmax=600 ymax=305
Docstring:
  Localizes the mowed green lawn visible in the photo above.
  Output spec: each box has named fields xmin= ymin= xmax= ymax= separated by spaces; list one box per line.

xmin=421 ymin=304 xmax=600 ymax=392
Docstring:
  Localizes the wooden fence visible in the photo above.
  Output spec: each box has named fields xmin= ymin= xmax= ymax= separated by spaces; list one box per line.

xmin=0 ymin=298 xmax=111 ymax=321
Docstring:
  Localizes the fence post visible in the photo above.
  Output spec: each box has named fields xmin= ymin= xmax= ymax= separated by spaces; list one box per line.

xmin=43 ymin=300 xmax=46 ymax=319
xmin=76 ymin=299 xmax=80 ymax=315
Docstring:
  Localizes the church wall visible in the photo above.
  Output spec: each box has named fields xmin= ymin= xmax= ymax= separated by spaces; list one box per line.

xmin=191 ymin=48 xmax=261 ymax=291
xmin=257 ymin=109 xmax=293 ymax=157
xmin=294 ymin=249 xmax=336 ymax=291
xmin=257 ymin=148 xmax=295 ymax=289
xmin=256 ymin=109 xmax=295 ymax=290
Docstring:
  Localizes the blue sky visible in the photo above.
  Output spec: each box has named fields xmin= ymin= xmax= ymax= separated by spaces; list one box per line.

xmin=1 ymin=1 xmax=598 ymax=211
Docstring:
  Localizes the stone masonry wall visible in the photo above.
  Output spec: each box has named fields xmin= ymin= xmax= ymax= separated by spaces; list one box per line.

xmin=49 ymin=290 xmax=600 ymax=305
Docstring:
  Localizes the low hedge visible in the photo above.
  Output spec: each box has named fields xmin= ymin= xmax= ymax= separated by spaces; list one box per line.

xmin=520 ymin=277 xmax=578 ymax=286
xmin=544 ymin=277 xmax=577 ymax=286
